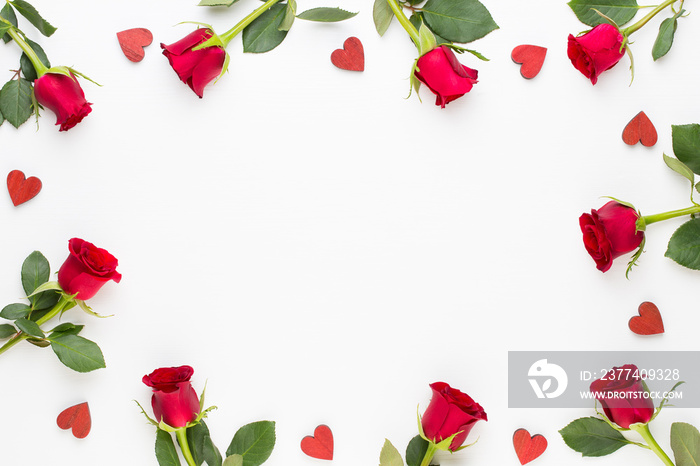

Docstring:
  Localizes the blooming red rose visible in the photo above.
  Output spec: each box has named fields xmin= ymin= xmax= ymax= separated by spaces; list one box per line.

xmin=33 ymin=72 xmax=92 ymax=131
xmin=590 ymin=364 xmax=654 ymax=428
xmin=143 ymin=365 xmax=201 ymax=428
xmin=579 ymin=201 xmax=644 ymax=272
xmin=421 ymin=381 xmax=487 ymax=451
xmin=161 ymin=28 xmax=226 ymax=98
xmin=414 ymin=45 xmax=478 ymax=108
xmin=57 ymin=238 xmax=121 ymax=300
xmin=568 ymin=23 xmax=626 ymax=85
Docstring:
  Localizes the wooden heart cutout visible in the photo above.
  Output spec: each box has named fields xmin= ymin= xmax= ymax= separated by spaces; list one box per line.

xmin=301 ymin=424 xmax=333 ymax=460
xmin=629 ymin=301 xmax=664 ymax=335
xmin=7 ymin=170 xmax=41 ymax=206
xmin=117 ymin=28 xmax=153 ymax=62
xmin=622 ymin=111 xmax=657 ymax=147
xmin=511 ymin=45 xmax=547 ymax=79
xmin=513 ymin=428 xmax=547 ymax=465
xmin=331 ymin=37 xmax=364 ymax=72
xmin=57 ymin=402 xmax=91 ymax=439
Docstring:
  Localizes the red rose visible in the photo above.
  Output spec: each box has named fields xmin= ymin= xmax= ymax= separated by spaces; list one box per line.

xmin=143 ymin=365 xmax=201 ymax=428
xmin=57 ymin=238 xmax=121 ymax=300
xmin=589 ymin=364 xmax=654 ymax=428
xmin=33 ymin=72 xmax=92 ymax=131
xmin=161 ymin=29 xmax=226 ymax=98
xmin=421 ymin=382 xmax=487 ymax=451
xmin=414 ymin=45 xmax=478 ymax=108
xmin=579 ymin=201 xmax=644 ymax=272
xmin=567 ymin=23 xmax=625 ymax=85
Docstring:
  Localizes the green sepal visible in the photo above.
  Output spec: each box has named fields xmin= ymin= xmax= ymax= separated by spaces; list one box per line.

xmin=135 ymin=400 xmax=159 ymax=426
xmin=417 ymin=22 xmax=437 ymax=57
xmin=652 ymin=381 xmax=685 ymax=421
xmin=66 ymin=67 xmax=101 ymax=87
xmin=444 ymin=44 xmax=489 ymax=61
xmin=76 ymin=299 xmax=113 ymax=318
xmin=416 ymin=405 xmax=427 ymax=441
xmin=27 ymin=281 xmax=62 ymax=298
xmin=625 ymin=235 xmax=645 ymax=278
xmin=432 ymin=431 xmax=463 ymax=451
xmin=452 ymin=436 xmax=478 ymax=452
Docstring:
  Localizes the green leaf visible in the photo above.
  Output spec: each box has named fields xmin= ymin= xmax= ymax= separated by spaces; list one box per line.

xmin=15 ymin=317 xmax=44 ymax=338
xmin=652 ymin=9 xmax=684 ymax=61
xmin=198 ymin=0 xmax=240 ymax=6
xmin=673 ymin=125 xmax=700 ymax=175
xmin=405 ymin=435 xmax=429 ymax=466
xmin=49 ymin=323 xmax=84 ymax=338
xmin=0 ymin=3 xmax=18 ymax=44
xmin=0 ymin=303 xmax=31 ymax=320
xmin=559 ymin=417 xmax=632 ymax=457
xmin=664 ymin=154 xmax=695 ymax=185
xmin=665 ymin=218 xmax=700 ymax=270
xmin=27 ymin=337 xmax=49 ymax=347
xmin=188 ymin=421 xmax=223 ymax=466
xmin=223 ymin=455 xmax=243 ymax=466
xmin=20 ymin=38 xmax=50 ymax=81
xmin=671 ymin=422 xmax=700 ymax=466
xmin=373 ymin=0 xmax=394 ymax=36
xmin=296 ymin=7 xmax=358 ymax=22
xmin=9 ymin=0 xmax=56 ymax=36
xmin=422 ymin=0 xmax=499 ymax=44
xmin=380 ymin=439 xmax=403 ymax=466
xmin=0 ymin=324 xmax=16 ymax=339
xmin=156 ymin=429 xmax=182 ymax=466
xmin=49 ymin=334 xmax=106 ymax=372
xmin=278 ymin=0 xmax=296 ymax=32
xmin=0 ymin=78 xmax=33 ymax=128
xmin=242 ymin=4 xmax=288 ymax=54
xmin=226 ymin=421 xmax=276 ymax=466
xmin=567 ymin=0 xmax=639 ymax=27
xmin=20 ymin=251 xmax=58 ymax=311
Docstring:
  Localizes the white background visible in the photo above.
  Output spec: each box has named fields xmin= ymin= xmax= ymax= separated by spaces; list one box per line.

xmin=1 ymin=0 xmax=699 ymax=465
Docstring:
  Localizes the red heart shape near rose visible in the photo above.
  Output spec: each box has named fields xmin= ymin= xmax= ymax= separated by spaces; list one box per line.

xmin=622 ymin=111 xmax=657 ymax=147
xmin=331 ymin=37 xmax=364 ymax=72
xmin=7 ymin=169 xmax=42 ymax=206
xmin=629 ymin=301 xmax=664 ymax=335
xmin=117 ymin=28 xmax=153 ymax=63
xmin=511 ymin=45 xmax=547 ymax=79
xmin=513 ymin=428 xmax=547 ymax=465
xmin=300 ymin=424 xmax=334 ymax=460
xmin=56 ymin=402 xmax=91 ymax=439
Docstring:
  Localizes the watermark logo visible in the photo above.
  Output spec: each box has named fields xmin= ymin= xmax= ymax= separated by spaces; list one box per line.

xmin=528 ymin=359 xmax=568 ymax=399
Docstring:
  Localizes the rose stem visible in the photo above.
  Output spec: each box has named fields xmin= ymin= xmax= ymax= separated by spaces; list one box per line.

xmin=4 ymin=26 xmax=48 ymax=77
xmin=642 ymin=205 xmax=700 ymax=225
xmin=219 ymin=0 xmax=283 ymax=47
xmin=419 ymin=442 xmax=438 ymax=466
xmin=622 ymin=0 xmax=680 ymax=36
xmin=175 ymin=428 xmax=198 ymax=466
xmin=385 ymin=0 xmax=420 ymax=46
xmin=630 ymin=424 xmax=675 ymax=466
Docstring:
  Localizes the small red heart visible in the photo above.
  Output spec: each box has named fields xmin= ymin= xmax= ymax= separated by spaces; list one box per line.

xmin=629 ymin=302 xmax=665 ymax=335
xmin=513 ymin=428 xmax=547 ymax=465
xmin=511 ymin=45 xmax=547 ymax=79
xmin=622 ymin=111 xmax=657 ymax=147
xmin=7 ymin=170 xmax=41 ymax=206
xmin=57 ymin=402 xmax=91 ymax=439
xmin=301 ymin=424 xmax=333 ymax=460
xmin=331 ymin=37 xmax=364 ymax=72
xmin=117 ymin=28 xmax=153 ymax=62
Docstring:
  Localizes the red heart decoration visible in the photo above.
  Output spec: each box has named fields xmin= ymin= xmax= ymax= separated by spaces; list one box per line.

xmin=331 ymin=37 xmax=364 ymax=72
xmin=513 ymin=429 xmax=547 ymax=465
xmin=629 ymin=302 xmax=665 ymax=335
xmin=511 ymin=45 xmax=547 ymax=79
xmin=622 ymin=111 xmax=657 ymax=147
xmin=7 ymin=170 xmax=41 ymax=206
xmin=301 ymin=424 xmax=333 ymax=460
xmin=57 ymin=402 xmax=91 ymax=439
xmin=117 ymin=28 xmax=153 ymax=62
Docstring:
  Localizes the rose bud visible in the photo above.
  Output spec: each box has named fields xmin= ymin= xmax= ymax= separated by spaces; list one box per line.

xmin=421 ymin=381 xmax=487 ymax=451
xmin=579 ymin=201 xmax=644 ymax=272
xmin=567 ymin=23 xmax=626 ymax=85
xmin=161 ymin=28 xmax=227 ymax=98
xmin=414 ymin=45 xmax=478 ymax=108
xmin=33 ymin=72 xmax=92 ymax=131
xmin=143 ymin=365 xmax=201 ymax=428
xmin=590 ymin=364 xmax=655 ymax=428
xmin=57 ymin=238 xmax=122 ymax=300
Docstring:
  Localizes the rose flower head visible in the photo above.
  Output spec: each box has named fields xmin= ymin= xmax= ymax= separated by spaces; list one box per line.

xmin=57 ymin=238 xmax=121 ymax=300
xmin=414 ymin=45 xmax=478 ymax=108
xmin=590 ymin=364 xmax=654 ymax=428
xmin=33 ymin=72 xmax=92 ymax=131
xmin=143 ymin=365 xmax=201 ymax=428
xmin=568 ymin=23 xmax=626 ymax=85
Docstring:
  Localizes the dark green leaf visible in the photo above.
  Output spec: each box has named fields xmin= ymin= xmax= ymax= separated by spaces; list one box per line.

xmin=405 ymin=435 xmax=429 ymax=466
xmin=156 ymin=429 xmax=182 ymax=466
xmin=0 ymin=323 xmax=16 ymax=339
xmin=671 ymin=422 xmax=700 ymax=466
xmin=422 ymin=0 xmax=498 ymax=44
xmin=49 ymin=334 xmax=106 ymax=372
xmin=410 ymin=13 xmax=451 ymax=45
xmin=296 ymin=7 xmax=358 ymax=22
xmin=665 ymin=218 xmax=700 ymax=270
xmin=380 ymin=439 xmax=403 ymax=466
xmin=278 ymin=0 xmax=296 ymax=32
xmin=0 ymin=3 xmax=18 ymax=44
xmin=242 ymin=4 xmax=288 ymax=53
xmin=20 ymin=38 xmax=50 ymax=81
xmin=31 ymin=289 xmax=60 ymax=312
xmin=652 ymin=9 xmax=684 ymax=61
xmin=9 ymin=0 xmax=56 ymax=36
xmin=198 ymin=0 xmax=240 ymax=6
xmin=373 ymin=0 xmax=394 ymax=36
xmin=188 ymin=421 xmax=223 ymax=466
xmin=49 ymin=323 xmax=84 ymax=338
xmin=672 ymin=124 xmax=700 ymax=175
xmin=0 ymin=78 xmax=33 ymax=128
xmin=559 ymin=417 xmax=631 ymax=457
xmin=15 ymin=317 xmax=44 ymax=338
xmin=21 ymin=251 xmax=50 ymax=296
xmin=0 ymin=303 xmax=31 ymax=320
xmin=226 ymin=421 xmax=276 ymax=466
xmin=567 ymin=0 xmax=639 ymax=26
